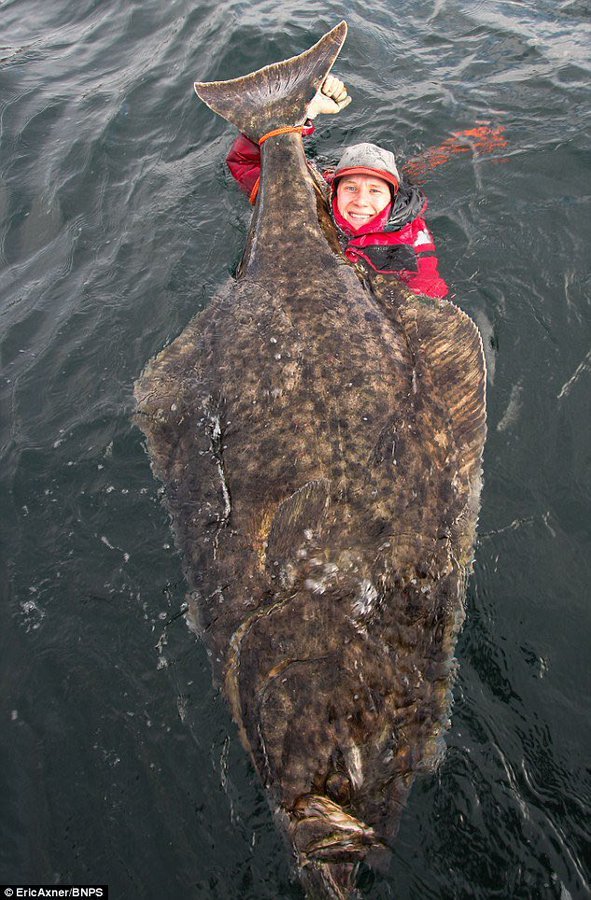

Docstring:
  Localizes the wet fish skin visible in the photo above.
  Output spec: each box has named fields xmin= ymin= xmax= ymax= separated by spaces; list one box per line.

xmin=134 ymin=21 xmax=486 ymax=899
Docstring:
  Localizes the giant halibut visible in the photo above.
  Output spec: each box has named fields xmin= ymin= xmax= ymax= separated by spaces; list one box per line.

xmin=134 ymin=21 xmax=486 ymax=899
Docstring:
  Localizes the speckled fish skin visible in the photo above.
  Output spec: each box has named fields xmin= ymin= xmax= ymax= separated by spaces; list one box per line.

xmin=134 ymin=22 xmax=486 ymax=899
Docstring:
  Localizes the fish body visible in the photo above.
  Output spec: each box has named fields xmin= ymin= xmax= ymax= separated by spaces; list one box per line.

xmin=134 ymin=22 xmax=486 ymax=898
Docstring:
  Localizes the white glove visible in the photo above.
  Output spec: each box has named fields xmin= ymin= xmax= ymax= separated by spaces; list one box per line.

xmin=307 ymin=75 xmax=352 ymax=119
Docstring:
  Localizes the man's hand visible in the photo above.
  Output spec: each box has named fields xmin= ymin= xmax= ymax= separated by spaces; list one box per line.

xmin=307 ymin=75 xmax=352 ymax=119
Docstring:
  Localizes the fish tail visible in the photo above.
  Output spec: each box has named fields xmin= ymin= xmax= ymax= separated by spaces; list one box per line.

xmin=194 ymin=21 xmax=347 ymax=142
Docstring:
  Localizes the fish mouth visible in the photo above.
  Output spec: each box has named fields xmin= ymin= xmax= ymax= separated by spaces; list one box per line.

xmin=291 ymin=794 xmax=384 ymax=863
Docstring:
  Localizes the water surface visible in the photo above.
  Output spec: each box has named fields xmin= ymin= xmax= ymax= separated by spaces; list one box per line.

xmin=1 ymin=0 xmax=590 ymax=896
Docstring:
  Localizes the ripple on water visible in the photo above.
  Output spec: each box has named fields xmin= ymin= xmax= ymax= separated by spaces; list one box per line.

xmin=1 ymin=0 xmax=591 ymax=896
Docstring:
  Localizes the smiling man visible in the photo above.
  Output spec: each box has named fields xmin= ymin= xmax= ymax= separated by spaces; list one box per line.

xmin=227 ymin=77 xmax=449 ymax=298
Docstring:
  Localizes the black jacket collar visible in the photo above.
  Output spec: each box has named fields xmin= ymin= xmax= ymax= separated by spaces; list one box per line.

xmin=385 ymin=179 xmax=427 ymax=231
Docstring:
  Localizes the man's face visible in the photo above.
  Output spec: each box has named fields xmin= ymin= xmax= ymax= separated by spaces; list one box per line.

xmin=336 ymin=174 xmax=392 ymax=227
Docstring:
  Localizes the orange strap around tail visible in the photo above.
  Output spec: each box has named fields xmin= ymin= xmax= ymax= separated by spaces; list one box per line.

xmin=250 ymin=126 xmax=305 ymax=204
xmin=259 ymin=125 xmax=305 ymax=145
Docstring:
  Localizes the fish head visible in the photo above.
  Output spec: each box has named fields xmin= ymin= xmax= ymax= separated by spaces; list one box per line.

xmin=227 ymin=573 xmax=421 ymax=893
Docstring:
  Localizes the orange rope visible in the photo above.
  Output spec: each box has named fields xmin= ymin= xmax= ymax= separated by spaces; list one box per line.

xmin=250 ymin=126 xmax=305 ymax=204
xmin=249 ymin=177 xmax=260 ymax=206
xmin=259 ymin=125 xmax=304 ymax=145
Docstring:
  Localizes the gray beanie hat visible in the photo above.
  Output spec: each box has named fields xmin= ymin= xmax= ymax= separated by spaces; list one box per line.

xmin=334 ymin=142 xmax=401 ymax=191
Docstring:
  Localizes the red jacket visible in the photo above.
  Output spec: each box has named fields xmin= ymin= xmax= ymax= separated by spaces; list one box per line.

xmin=226 ymin=132 xmax=449 ymax=299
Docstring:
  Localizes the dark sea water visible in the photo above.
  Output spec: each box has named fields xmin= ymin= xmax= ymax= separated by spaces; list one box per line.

xmin=1 ymin=0 xmax=590 ymax=897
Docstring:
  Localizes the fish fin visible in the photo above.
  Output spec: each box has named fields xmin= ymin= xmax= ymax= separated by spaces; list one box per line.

xmin=265 ymin=479 xmax=331 ymax=570
xmin=134 ymin=312 xmax=208 ymax=476
xmin=398 ymin=295 xmax=487 ymax=485
xmin=194 ymin=22 xmax=347 ymax=141
xmin=134 ymin=315 xmax=230 ymax=570
xmin=368 ymin=277 xmax=486 ymax=562
xmin=370 ymin=278 xmax=486 ymax=487
xmin=398 ymin=294 xmax=487 ymax=563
